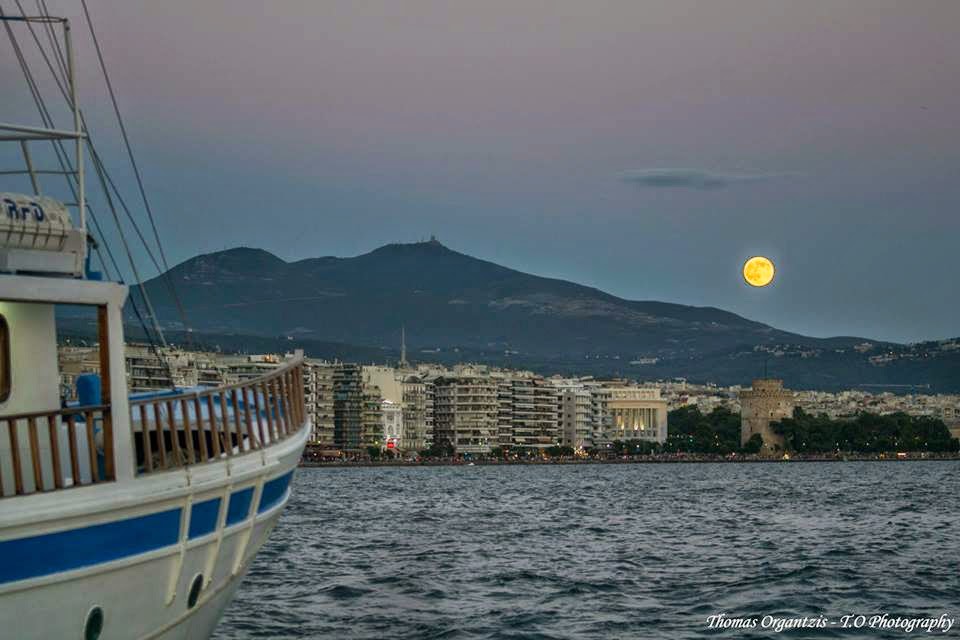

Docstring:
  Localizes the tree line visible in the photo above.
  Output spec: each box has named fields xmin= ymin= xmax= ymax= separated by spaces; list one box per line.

xmin=661 ymin=406 xmax=959 ymax=455
xmin=409 ymin=406 xmax=958 ymax=459
xmin=772 ymin=407 xmax=958 ymax=453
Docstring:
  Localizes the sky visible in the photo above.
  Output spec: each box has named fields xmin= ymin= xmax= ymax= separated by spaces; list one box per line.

xmin=2 ymin=0 xmax=959 ymax=343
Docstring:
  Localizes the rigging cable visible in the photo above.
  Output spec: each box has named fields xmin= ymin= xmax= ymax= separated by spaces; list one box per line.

xmin=21 ymin=2 xmax=172 ymax=354
xmin=1 ymin=7 xmax=168 ymax=371
xmin=10 ymin=4 xmax=171 ymax=286
xmin=19 ymin=1 xmax=184 ymax=359
xmin=1 ymin=7 xmax=115 ymax=282
xmin=79 ymin=0 xmax=192 ymax=342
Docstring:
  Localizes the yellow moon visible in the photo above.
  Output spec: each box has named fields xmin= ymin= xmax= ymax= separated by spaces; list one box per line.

xmin=743 ymin=256 xmax=775 ymax=287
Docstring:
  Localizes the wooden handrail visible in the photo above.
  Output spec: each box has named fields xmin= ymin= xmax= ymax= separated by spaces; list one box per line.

xmin=128 ymin=357 xmax=304 ymax=407
xmin=0 ymin=404 xmax=114 ymax=497
xmin=0 ymin=403 xmax=111 ymax=422
xmin=0 ymin=359 xmax=307 ymax=496
xmin=128 ymin=359 xmax=306 ymax=476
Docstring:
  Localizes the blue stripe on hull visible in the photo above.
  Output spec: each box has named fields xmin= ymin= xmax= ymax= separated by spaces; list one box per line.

xmin=258 ymin=471 xmax=295 ymax=513
xmin=0 ymin=508 xmax=181 ymax=585
xmin=188 ymin=497 xmax=222 ymax=539
xmin=0 ymin=470 xmax=296 ymax=585
xmin=226 ymin=487 xmax=254 ymax=526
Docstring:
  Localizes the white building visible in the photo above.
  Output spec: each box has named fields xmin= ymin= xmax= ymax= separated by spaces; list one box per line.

xmin=604 ymin=387 xmax=668 ymax=444
xmin=381 ymin=399 xmax=404 ymax=450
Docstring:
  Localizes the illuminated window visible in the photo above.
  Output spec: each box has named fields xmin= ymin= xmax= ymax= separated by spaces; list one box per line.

xmin=0 ymin=315 xmax=9 ymax=402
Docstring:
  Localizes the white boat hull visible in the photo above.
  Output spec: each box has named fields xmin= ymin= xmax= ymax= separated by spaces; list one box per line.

xmin=0 ymin=419 xmax=308 ymax=639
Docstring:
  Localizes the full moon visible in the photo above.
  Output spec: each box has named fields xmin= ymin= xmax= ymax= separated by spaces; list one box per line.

xmin=743 ymin=256 xmax=775 ymax=287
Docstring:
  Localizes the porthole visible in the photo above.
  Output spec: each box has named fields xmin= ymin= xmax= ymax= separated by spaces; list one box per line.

xmin=84 ymin=606 xmax=104 ymax=640
xmin=187 ymin=574 xmax=204 ymax=609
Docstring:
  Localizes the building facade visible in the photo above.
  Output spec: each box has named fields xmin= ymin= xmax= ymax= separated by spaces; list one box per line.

xmin=333 ymin=364 xmax=364 ymax=451
xmin=304 ymin=359 xmax=335 ymax=445
xmin=381 ymin=399 xmax=403 ymax=449
xmin=559 ymin=386 xmax=595 ymax=449
xmin=433 ymin=375 xmax=499 ymax=454
xmin=401 ymin=377 xmax=432 ymax=452
xmin=605 ymin=387 xmax=668 ymax=444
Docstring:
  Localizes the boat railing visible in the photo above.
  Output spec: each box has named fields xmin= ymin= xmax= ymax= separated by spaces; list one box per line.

xmin=0 ymin=403 xmax=114 ymax=497
xmin=128 ymin=358 xmax=306 ymax=474
xmin=0 ymin=358 xmax=305 ymax=497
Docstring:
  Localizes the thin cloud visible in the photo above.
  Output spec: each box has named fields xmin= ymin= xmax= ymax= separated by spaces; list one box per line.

xmin=620 ymin=169 xmax=792 ymax=190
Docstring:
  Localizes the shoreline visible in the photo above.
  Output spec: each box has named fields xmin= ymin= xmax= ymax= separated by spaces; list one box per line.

xmin=300 ymin=454 xmax=960 ymax=468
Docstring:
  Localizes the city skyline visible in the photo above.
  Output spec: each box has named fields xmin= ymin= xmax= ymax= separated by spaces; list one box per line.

xmin=58 ymin=341 xmax=960 ymax=457
xmin=4 ymin=1 xmax=959 ymax=343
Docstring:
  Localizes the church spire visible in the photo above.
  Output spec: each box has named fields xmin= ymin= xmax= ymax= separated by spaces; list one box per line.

xmin=399 ymin=324 xmax=409 ymax=368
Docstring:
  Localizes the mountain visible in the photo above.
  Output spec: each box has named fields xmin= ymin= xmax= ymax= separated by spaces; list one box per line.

xmin=135 ymin=239 xmax=815 ymax=354
xmin=128 ymin=240 xmax=960 ymax=391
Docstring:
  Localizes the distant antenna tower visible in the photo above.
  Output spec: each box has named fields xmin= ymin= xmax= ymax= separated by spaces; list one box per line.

xmin=399 ymin=325 xmax=409 ymax=368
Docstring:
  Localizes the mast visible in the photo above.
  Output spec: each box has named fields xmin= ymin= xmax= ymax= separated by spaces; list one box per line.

xmin=64 ymin=18 xmax=85 ymax=236
xmin=1 ymin=15 xmax=87 ymax=274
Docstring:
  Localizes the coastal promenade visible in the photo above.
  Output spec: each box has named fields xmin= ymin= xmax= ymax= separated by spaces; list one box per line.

xmin=300 ymin=452 xmax=960 ymax=468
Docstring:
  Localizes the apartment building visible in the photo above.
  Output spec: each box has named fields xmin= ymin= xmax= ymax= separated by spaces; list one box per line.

xmin=304 ymin=359 xmax=335 ymax=445
xmin=433 ymin=375 xmax=499 ymax=454
xmin=333 ymin=364 xmax=364 ymax=451
xmin=557 ymin=384 xmax=596 ymax=449
xmin=401 ymin=376 xmax=433 ymax=451
xmin=361 ymin=385 xmax=384 ymax=448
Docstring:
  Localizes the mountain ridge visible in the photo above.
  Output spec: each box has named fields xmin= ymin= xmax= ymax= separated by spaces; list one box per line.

xmin=139 ymin=239 xmax=820 ymax=344
xmin=125 ymin=240 xmax=960 ymax=391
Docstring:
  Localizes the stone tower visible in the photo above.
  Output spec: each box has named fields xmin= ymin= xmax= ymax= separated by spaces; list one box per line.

xmin=740 ymin=379 xmax=794 ymax=455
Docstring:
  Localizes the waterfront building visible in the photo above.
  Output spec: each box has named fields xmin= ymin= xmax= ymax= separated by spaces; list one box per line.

xmin=549 ymin=376 xmax=605 ymax=450
xmin=333 ymin=364 xmax=364 ymax=451
xmin=496 ymin=375 xmax=513 ymax=448
xmin=590 ymin=386 xmax=614 ymax=445
xmin=223 ymin=353 xmax=283 ymax=383
xmin=530 ymin=378 xmax=560 ymax=449
xmin=559 ymin=385 xmax=595 ymax=450
xmin=433 ymin=375 xmax=499 ymax=454
xmin=401 ymin=376 xmax=433 ymax=451
xmin=509 ymin=376 xmax=539 ymax=448
xmin=192 ymin=351 xmax=227 ymax=387
xmin=605 ymin=387 xmax=668 ymax=444
xmin=304 ymin=359 xmax=335 ymax=445
xmin=125 ymin=344 xmax=176 ymax=391
xmin=492 ymin=373 xmax=560 ymax=451
xmin=363 ymin=365 xmax=403 ymax=404
xmin=56 ymin=343 xmax=956 ymax=459
xmin=740 ymin=379 xmax=794 ymax=454
xmin=361 ymin=385 xmax=384 ymax=448
xmin=381 ymin=399 xmax=404 ymax=449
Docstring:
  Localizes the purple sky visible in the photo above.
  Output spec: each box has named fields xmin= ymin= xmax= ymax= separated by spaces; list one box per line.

xmin=4 ymin=1 xmax=959 ymax=343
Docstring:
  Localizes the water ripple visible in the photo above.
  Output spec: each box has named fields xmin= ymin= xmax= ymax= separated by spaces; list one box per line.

xmin=214 ymin=462 xmax=960 ymax=639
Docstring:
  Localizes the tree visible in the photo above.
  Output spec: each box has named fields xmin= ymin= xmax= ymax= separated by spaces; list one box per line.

xmin=772 ymin=410 xmax=956 ymax=454
xmin=421 ymin=438 xmax=455 ymax=458
xmin=665 ymin=406 xmax=742 ymax=454
xmin=742 ymin=433 xmax=763 ymax=455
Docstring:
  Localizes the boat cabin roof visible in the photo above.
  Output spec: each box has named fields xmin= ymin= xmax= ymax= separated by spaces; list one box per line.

xmin=0 ymin=273 xmax=126 ymax=308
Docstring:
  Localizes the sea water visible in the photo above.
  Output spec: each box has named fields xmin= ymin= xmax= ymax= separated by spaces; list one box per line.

xmin=215 ymin=462 xmax=959 ymax=639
